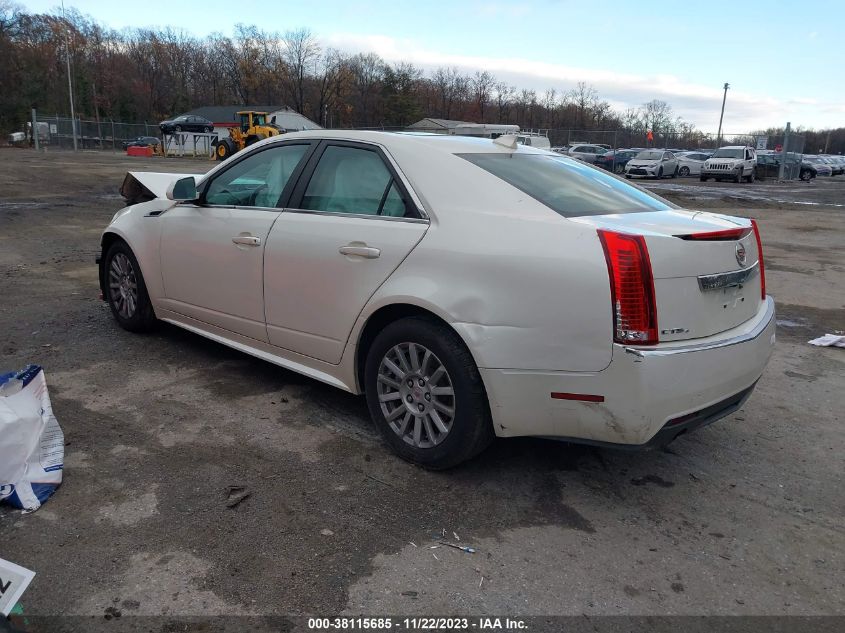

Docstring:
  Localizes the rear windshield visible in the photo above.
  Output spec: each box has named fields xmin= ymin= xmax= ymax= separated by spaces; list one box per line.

xmin=458 ymin=153 xmax=674 ymax=217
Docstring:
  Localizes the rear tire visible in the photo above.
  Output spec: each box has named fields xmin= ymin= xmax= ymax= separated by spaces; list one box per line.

xmin=364 ymin=317 xmax=493 ymax=470
xmin=679 ymin=166 xmax=690 ymax=177
xmin=104 ymin=240 xmax=156 ymax=333
xmin=800 ymin=169 xmax=813 ymax=181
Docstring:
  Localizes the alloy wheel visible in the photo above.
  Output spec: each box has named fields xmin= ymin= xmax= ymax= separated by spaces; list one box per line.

xmin=108 ymin=253 xmax=138 ymax=319
xmin=377 ymin=342 xmax=456 ymax=449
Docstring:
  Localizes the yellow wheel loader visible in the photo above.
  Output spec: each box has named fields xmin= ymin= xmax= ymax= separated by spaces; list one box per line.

xmin=215 ymin=111 xmax=283 ymax=161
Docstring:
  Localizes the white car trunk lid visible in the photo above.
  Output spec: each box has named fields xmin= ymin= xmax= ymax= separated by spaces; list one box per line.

xmin=573 ymin=210 xmax=763 ymax=342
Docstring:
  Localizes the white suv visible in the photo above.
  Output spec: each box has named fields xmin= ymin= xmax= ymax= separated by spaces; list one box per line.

xmin=701 ymin=146 xmax=757 ymax=183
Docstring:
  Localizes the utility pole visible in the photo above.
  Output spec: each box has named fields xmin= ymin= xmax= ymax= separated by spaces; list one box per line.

xmin=778 ymin=122 xmax=791 ymax=181
xmin=31 ymin=108 xmax=39 ymax=151
xmin=824 ymin=129 xmax=831 ymax=153
xmin=61 ymin=0 xmax=77 ymax=151
xmin=716 ymin=82 xmax=729 ymax=148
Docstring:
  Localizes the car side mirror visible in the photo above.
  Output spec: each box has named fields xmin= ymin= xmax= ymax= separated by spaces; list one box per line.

xmin=166 ymin=176 xmax=198 ymax=201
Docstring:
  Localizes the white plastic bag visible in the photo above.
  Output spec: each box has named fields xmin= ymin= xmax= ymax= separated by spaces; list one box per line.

xmin=0 ymin=365 xmax=64 ymax=512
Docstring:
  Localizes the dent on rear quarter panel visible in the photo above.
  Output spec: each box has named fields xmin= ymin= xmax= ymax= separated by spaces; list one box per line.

xmin=368 ymin=206 xmax=613 ymax=373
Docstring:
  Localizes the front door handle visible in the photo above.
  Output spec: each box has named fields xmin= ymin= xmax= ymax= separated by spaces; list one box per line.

xmin=339 ymin=244 xmax=381 ymax=259
xmin=232 ymin=235 xmax=261 ymax=246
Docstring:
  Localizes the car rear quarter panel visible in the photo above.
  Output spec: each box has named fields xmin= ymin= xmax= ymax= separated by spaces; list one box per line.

xmin=364 ymin=145 xmax=614 ymax=373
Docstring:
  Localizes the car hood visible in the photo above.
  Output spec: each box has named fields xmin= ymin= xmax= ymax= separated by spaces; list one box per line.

xmin=627 ymin=160 xmax=659 ymax=167
xmin=120 ymin=171 xmax=201 ymax=205
xmin=706 ymin=157 xmax=743 ymax=164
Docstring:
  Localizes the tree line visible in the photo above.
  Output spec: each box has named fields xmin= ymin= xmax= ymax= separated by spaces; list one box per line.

xmin=1 ymin=2 xmax=842 ymax=153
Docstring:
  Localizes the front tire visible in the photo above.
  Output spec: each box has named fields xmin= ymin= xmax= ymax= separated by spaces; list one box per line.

xmin=215 ymin=138 xmax=237 ymax=161
xmin=104 ymin=240 xmax=156 ymax=332
xmin=735 ymin=168 xmax=743 ymax=183
xmin=657 ymin=166 xmax=664 ymax=179
xmin=800 ymin=169 xmax=813 ymax=181
xmin=364 ymin=317 xmax=493 ymax=470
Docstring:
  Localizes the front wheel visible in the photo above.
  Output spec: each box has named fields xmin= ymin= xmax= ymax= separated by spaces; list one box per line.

xmin=104 ymin=240 xmax=156 ymax=332
xmin=657 ymin=166 xmax=664 ymax=179
xmin=735 ymin=169 xmax=743 ymax=183
xmin=364 ymin=317 xmax=493 ymax=469
xmin=215 ymin=138 xmax=237 ymax=161
xmin=745 ymin=170 xmax=756 ymax=183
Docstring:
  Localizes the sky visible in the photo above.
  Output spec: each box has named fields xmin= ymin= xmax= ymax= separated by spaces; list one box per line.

xmin=23 ymin=0 xmax=845 ymax=131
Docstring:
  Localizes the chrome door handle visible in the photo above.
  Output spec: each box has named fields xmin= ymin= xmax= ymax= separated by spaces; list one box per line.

xmin=339 ymin=245 xmax=381 ymax=259
xmin=232 ymin=235 xmax=261 ymax=246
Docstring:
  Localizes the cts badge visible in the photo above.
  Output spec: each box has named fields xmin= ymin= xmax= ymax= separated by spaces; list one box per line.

xmin=735 ymin=242 xmax=747 ymax=266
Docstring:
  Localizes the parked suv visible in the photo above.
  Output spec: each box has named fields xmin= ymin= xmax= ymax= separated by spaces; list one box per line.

xmin=701 ymin=146 xmax=757 ymax=183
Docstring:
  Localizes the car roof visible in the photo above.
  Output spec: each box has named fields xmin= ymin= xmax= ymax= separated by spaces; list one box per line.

xmin=264 ymin=129 xmax=553 ymax=156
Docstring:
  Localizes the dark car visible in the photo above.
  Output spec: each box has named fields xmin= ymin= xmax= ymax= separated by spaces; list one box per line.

xmin=594 ymin=149 xmax=639 ymax=174
xmin=159 ymin=115 xmax=214 ymax=134
xmin=755 ymin=153 xmax=821 ymax=181
xmin=121 ymin=136 xmax=161 ymax=150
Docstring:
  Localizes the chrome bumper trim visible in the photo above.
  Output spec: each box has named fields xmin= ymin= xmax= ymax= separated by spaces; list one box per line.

xmin=625 ymin=297 xmax=775 ymax=357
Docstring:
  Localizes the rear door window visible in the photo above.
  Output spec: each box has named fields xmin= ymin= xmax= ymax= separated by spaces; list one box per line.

xmin=458 ymin=153 xmax=675 ymax=217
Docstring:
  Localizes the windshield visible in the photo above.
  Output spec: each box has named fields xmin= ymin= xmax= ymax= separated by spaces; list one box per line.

xmin=253 ymin=114 xmax=266 ymax=125
xmin=458 ymin=153 xmax=675 ymax=217
xmin=712 ymin=148 xmax=745 ymax=159
xmin=635 ymin=150 xmax=663 ymax=160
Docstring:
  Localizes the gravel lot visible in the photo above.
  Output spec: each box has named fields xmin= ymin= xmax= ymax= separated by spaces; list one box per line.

xmin=0 ymin=149 xmax=843 ymax=629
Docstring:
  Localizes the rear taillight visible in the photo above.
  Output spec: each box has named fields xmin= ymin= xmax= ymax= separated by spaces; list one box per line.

xmin=597 ymin=229 xmax=659 ymax=345
xmin=677 ymin=227 xmax=752 ymax=241
xmin=751 ymin=219 xmax=766 ymax=299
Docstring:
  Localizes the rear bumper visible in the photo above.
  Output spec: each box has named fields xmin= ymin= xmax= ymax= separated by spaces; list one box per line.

xmin=481 ymin=297 xmax=776 ymax=446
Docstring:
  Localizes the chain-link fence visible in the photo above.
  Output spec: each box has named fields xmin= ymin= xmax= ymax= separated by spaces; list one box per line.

xmin=18 ymin=112 xmax=809 ymax=180
xmin=25 ymin=115 xmax=161 ymax=150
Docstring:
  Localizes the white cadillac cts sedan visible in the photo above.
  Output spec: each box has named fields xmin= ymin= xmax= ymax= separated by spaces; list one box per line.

xmin=100 ymin=131 xmax=775 ymax=469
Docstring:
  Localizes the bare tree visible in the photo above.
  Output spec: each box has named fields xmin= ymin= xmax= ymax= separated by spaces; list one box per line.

xmin=568 ymin=81 xmax=597 ymax=130
xmin=280 ymin=28 xmax=320 ymax=113
xmin=471 ymin=70 xmax=496 ymax=121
